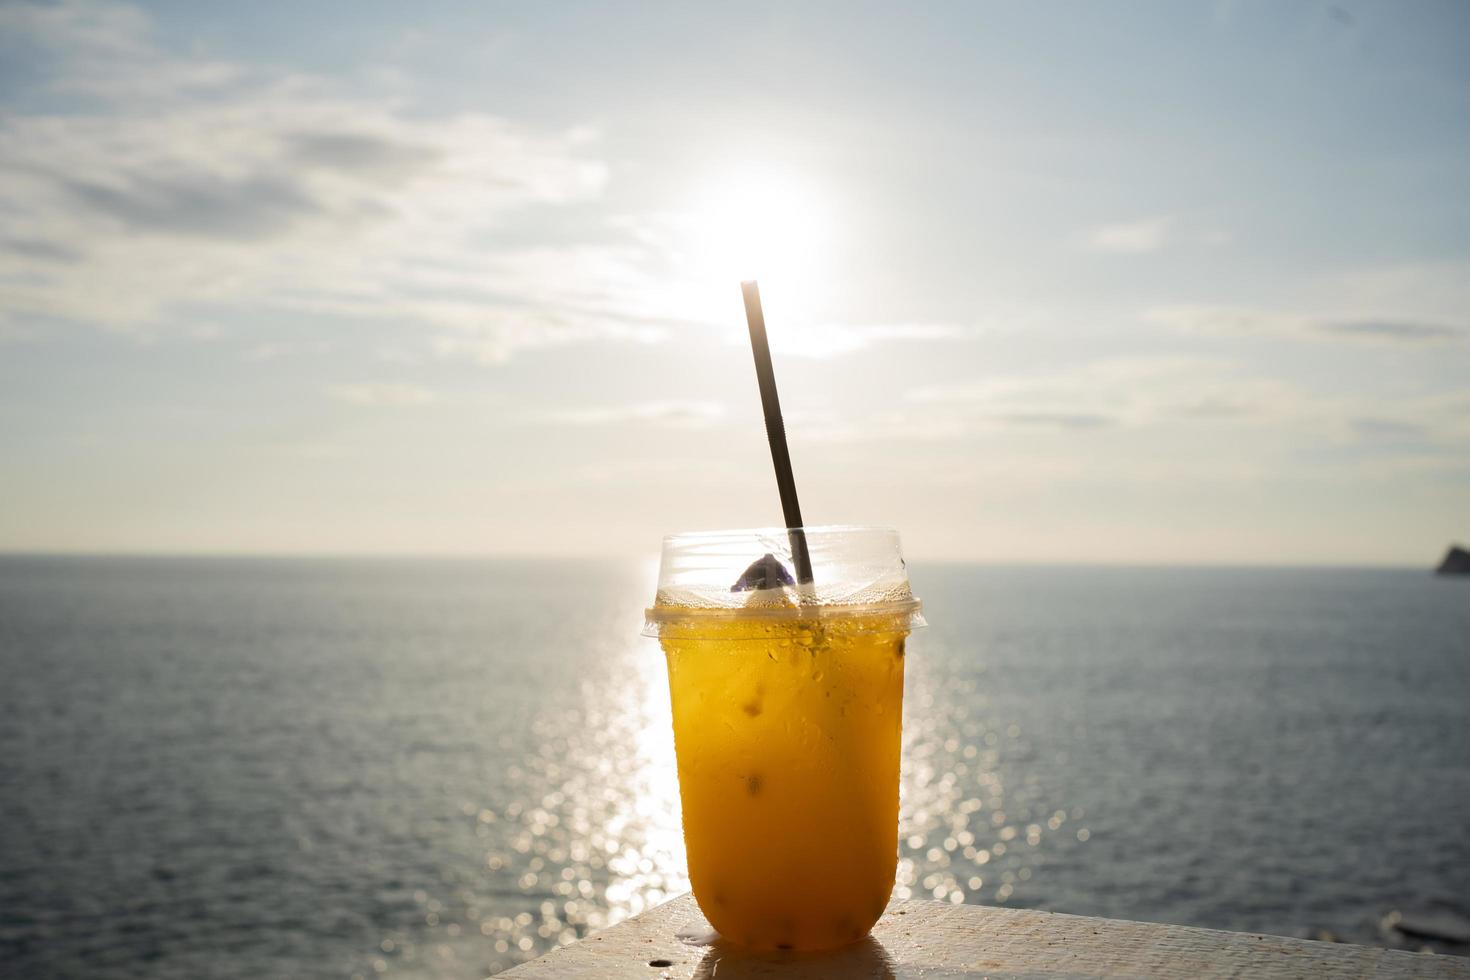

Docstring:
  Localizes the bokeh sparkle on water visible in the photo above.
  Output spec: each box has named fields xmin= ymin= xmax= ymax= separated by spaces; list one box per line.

xmin=473 ymin=618 xmax=687 ymax=956
xmin=1 ymin=557 xmax=1466 ymax=978
xmin=461 ymin=565 xmax=1093 ymax=976
xmin=338 ymin=559 xmax=695 ymax=977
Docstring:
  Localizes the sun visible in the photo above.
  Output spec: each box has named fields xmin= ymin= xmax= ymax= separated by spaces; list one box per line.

xmin=676 ymin=165 xmax=833 ymax=315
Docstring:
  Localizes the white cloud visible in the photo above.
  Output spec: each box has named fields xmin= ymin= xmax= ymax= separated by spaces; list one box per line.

xmin=0 ymin=0 xmax=243 ymax=100
xmin=1311 ymin=259 xmax=1470 ymax=318
xmin=0 ymin=3 xmax=997 ymax=364
xmin=1406 ymin=389 xmax=1470 ymax=443
xmin=897 ymin=353 xmax=1470 ymax=475
xmin=544 ymin=400 xmax=726 ymax=428
xmin=904 ymin=355 xmax=1352 ymax=443
xmin=1319 ymin=319 xmax=1467 ymax=343
xmin=429 ymin=306 xmax=670 ymax=365
xmin=244 ymin=339 xmax=334 ymax=362
xmin=766 ymin=322 xmax=971 ymax=358
xmin=1079 ymin=217 xmax=1172 ymax=254
xmin=912 ymin=355 xmax=1259 ymax=421
xmin=1148 ymin=306 xmax=1469 ymax=344
xmin=327 ymin=382 xmax=436 ymax=406
xmin=1147 ymin=258 xmax=1470 ymax=348
xmin=0 ymin=0 xmax=636 ymax=360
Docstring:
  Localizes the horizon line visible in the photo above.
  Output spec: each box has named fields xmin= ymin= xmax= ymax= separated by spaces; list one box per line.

xmin=0 ymin=548 xmax=1443 ymax=572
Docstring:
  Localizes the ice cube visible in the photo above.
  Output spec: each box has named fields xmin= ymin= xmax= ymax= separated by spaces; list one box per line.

xmin=730 ymin=553 xmax=796 ymax=592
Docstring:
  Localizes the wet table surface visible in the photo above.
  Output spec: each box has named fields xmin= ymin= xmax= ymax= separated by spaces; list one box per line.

xmin=498 ymin=894 xmax=1470 ymax=979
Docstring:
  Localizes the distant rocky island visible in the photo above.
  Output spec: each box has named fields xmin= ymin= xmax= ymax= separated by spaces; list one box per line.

xmin=1435 ymin=545 xmax=1470 ymax=575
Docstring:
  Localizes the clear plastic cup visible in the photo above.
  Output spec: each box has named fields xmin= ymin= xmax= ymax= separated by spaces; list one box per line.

xmin=644 ymin=526 xmax=924 ymax=950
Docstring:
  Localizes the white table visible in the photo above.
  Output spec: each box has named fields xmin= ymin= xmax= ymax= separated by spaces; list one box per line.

xmin=500 ymin=894 xmax=1469 ymax=978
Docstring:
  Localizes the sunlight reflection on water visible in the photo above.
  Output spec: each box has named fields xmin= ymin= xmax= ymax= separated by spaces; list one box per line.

xmin=459 ymin=579 xmax=690 ymax=976
xmin=7 ymin=560 xmax=1464 ymax=980
xmin=892 ymin=661 xmax=1076 ymax=911
xmin=467 ymin=584 xmax=1079 ymax=976
xmin=469 ymin=627 xmax=1079 ymax=975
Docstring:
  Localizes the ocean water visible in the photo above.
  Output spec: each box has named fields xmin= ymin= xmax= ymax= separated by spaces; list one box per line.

xmin=0 ymin=557 xmax=1467 ymax=978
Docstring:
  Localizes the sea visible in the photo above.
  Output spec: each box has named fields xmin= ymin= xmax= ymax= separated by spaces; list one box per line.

xmin=1 ymin=556 xmax=1467 ymax=978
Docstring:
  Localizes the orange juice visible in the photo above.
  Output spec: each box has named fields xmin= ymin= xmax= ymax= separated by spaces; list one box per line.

xmin=657 ymin=608 xmax=908 ymax=950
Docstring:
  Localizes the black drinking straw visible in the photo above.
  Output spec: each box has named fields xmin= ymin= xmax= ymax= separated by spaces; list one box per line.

xmin=740 ymin=280 xmax=814 ymax=585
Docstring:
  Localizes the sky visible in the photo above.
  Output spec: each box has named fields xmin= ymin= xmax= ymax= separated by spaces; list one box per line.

xmin=1 ymin=0 xmax=1467 ymax=565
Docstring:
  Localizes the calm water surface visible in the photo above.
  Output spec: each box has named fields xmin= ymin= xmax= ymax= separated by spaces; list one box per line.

xmin=1 ymin=557 xmax=1466 ymax=977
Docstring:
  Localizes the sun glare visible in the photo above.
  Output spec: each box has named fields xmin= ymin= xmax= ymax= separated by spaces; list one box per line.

xmin=676 ymin=165 xmax=833 ymax=323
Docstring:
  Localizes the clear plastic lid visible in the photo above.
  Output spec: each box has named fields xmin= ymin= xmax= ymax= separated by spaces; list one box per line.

xmin=643 ymin=525 xmax=925 ymax=638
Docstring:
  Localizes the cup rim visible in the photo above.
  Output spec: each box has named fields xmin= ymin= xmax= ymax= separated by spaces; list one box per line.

xmin=660 ymin=524 xmax=899 ymax=546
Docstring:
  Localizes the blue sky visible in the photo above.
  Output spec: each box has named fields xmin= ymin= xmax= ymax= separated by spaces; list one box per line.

xmin=1 ymin=0 xmax=1467 ymax=563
